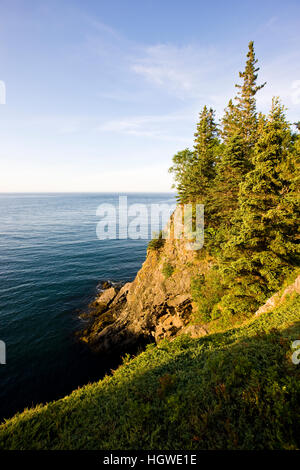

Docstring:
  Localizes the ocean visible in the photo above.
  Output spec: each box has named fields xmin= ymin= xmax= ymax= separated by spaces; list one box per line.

xmin=0 ymin=192 xmax=176 ymax=421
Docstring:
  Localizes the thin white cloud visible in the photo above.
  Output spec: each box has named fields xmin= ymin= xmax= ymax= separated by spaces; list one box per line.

xmin=85 ymin=17 xmax=121 ymax=40
xmin=132 ymin=64 xmax=192 ymax=91
xmin=131 ymin=43 xmax=219 ymax=99
xmin=129 ymin=40 xmax=300 ymax=121
xmin=97 ymin=111 xmax=196 ymax=142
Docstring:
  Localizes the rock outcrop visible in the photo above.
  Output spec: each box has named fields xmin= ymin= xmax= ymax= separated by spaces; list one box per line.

xmin=255 ymin=274 xmax=300 ymax=317
xmin=96 ymin=287 xmax=117 ymax=306
xmin=80 ymin=207 xmax=208 ymax=353
xmin=81 ymin=205 xmax=299 ymax=354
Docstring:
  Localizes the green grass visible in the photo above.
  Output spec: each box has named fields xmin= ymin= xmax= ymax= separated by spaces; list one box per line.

xmin=0 ymin=294 xmax=299 ymax=450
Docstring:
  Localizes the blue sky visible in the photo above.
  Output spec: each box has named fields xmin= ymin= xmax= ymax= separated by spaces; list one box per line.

xmin=0 ymin=0 xmax=299 ymax=192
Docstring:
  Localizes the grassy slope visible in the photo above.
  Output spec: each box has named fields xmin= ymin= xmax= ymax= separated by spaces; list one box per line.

xmin=0 ymin=294 xmax=299 ymax=450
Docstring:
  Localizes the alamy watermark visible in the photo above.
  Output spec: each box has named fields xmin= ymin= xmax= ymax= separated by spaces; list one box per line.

xmin=0 ymin=80 xmax=6 ymax=104
xmin=291 ymin=340 xmax=300 ymax=365
xmin=96 ymin=196 xmax=204 ymax=250
xmin=0 ymin=340 xmax=6 ymax=365
xmin=291 ymin=80 xmax=300 ymax=105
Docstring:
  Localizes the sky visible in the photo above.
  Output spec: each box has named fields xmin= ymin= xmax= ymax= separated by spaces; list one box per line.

xmin=0 ymin=0 xmax=299 ymax=192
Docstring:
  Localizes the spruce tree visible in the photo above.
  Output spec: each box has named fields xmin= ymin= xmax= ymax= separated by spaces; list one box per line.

xmin=210 ymin=132 xmax=249 ymax=229
xmin=168 ymin=149 xmax=194 ymax=203
xmin=235 ymin=41 xmax=266 ymax=147
xmin=213 ymin=41 xmax=267 ymax=240
xmin=221 ymin=99 xmax=240 ymax=142
xmin=221 ymin=41 xmax=266 ymax=152
xmin=218 ymin=98 xmax=299 ymax=316
xmin=169 ymin=106 xmax=220 ymax=204
xmin=191 ymin=106 xmax=220 ymax=203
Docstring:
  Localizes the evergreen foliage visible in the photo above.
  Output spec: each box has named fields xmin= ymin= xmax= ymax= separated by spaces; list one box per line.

xmin=148 ymin=230 xmax=165 ymax=251
xmin=210 ymin=132 xmax=248 ymax=229
xmin=217 ymin=98 xmax=299 ymax=316
xmin=170 ymin=42 xmax=299 ymax=320
xmin=234 ymin=40 xmax=266 ymax=148
xmin=168 ymin=149 xmax=195 ymax=203
xmin=169 ymin=106 xmax=220 ymax=204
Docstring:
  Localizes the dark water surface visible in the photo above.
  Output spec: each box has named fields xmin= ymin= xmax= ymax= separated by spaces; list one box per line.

xmin=0 ymin=193 xmax=175 ymax=421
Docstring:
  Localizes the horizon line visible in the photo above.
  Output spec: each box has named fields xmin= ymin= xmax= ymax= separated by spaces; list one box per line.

xmin=0 ymin=190 xmax=176 ymax=194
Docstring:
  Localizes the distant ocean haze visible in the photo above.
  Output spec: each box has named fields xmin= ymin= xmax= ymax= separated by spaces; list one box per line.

xmin=0 ymin=192 xmax=176 ymax=421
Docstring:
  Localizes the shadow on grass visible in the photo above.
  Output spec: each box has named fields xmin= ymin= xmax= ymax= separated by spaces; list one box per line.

xmin=0 ymin=314 xmax=299 ymax=450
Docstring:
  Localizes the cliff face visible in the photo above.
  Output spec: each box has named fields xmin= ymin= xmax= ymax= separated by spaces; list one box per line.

xmin=81 ymin=200 xmax=300 ymax=354
xmin=81 ymin=208 xmax=208 ymax=353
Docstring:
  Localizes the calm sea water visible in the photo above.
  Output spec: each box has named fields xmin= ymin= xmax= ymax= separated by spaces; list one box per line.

xmin=0 ymin=193 xmax=175 ymax=421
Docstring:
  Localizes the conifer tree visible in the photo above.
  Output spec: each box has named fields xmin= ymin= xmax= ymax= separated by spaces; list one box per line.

xmin=168 ymin=43 xmax=299 ymax=323
xmin=218 ymin=98 xmax=299 ymax=316
xmin=235 ymin=41 xmax=266 ymax=147
xmin=221 ymin=41 xmax=266 ymax=152
xmin=210 ymin=132 xmax=248 ymax=229
xmin=190 ymin=106 xmax=220 ymax=203
xmin=168 ymin=149 xmax=194 ymax=202
xmin=209 ymin=42 xmax=266 ymax=249
xmin=169 ymin=106 xmax=220 ymax=204
xmin=221 ymin=99 xmax=240 ymax=142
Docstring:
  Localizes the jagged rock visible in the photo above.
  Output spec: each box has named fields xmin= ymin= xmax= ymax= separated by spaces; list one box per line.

xmin=96 ymin=287 xmax=117 ymax=306
xmin=102 ymin=281 xmax=112 ymax=289
xmin=110 ymin=282 xmax=131 ymax=306
xmin=180 ymin=324 xmax=208 ymax=338
xmin=154 ymin=313 xmax=185 ymax=341
xmin=81 ymin=207 xmax=210 ymax=353
xmin=167 ymin=294 xmax=190 ymax=307
xmin=255 ymin=275 xmax=300 ymax=316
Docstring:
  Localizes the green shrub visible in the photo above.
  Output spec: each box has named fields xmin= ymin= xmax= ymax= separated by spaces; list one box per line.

xmin=148 ymin=231 xmax=165 ymax=251
xmin=162 ymin=262 xmax=174 ymax=278
xmin=191 ymin=269 xmax=225 ymax=322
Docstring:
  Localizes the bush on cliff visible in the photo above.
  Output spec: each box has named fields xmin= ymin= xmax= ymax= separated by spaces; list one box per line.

xmin=147 ymin=231 xmax=165 ymax=251
xmin=162 ymin=262 xmax=174 ymax=279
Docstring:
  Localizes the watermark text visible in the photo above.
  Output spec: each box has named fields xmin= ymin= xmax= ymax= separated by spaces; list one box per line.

xmin=0 ymin=81 xmax=6 ymax=104
xmin=96 ymin=197 xmax=204 ymax=250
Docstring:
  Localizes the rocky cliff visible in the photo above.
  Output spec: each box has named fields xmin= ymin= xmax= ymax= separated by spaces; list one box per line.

xmin=80 ymin=204 xmax=300 ymax=355
xmin=80 ymin=207 xmax=209 ymax=353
